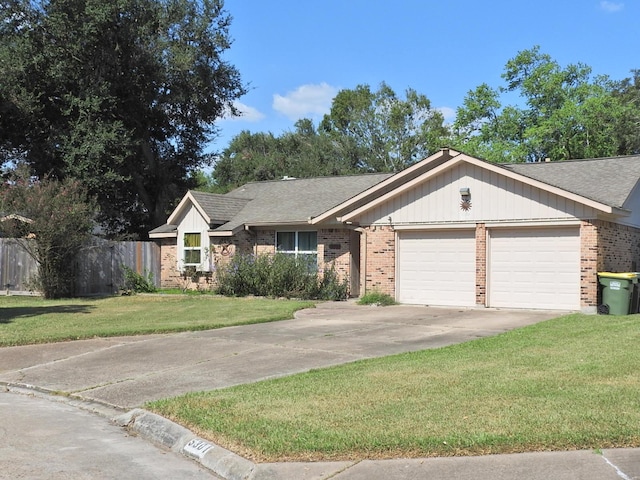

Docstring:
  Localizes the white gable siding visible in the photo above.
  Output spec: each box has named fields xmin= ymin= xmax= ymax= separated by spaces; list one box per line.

xmin=356 ymin=163 xmax=598 ymax=225
xmin=176 ymin=204 xmax=211 ymax=271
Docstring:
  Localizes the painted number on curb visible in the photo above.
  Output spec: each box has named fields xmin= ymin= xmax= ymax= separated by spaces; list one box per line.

xmin=184 ymin=438 xmax=215 ymax=458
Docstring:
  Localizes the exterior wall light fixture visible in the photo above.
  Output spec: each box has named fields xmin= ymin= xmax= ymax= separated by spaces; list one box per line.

xmin=459 ymin=187 xmax=472 ymax=211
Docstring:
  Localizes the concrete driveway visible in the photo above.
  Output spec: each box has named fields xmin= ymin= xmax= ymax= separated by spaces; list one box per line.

xmin=0 ymin=301 xmax=559 ymax=409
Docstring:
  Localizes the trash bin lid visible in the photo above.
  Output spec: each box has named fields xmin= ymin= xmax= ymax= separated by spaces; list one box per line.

xmin=597 ymin=272 xmax=639 ymax=279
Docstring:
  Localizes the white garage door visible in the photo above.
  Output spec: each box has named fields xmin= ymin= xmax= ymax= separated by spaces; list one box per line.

xmin=397 ymin=230 xmax=476 ymax=306
xmin=488 ymin=227 xmax=580 ymax=310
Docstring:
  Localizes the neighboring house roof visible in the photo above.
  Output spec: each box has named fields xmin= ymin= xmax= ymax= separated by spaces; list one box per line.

xmin=500 ymin=154 xmax=640 ymax=209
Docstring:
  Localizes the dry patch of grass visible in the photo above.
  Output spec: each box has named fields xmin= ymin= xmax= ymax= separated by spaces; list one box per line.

xmin=148 ymin=313 xmax=640 ymax=461
xmin=0 ymin=295 xmax=314 ymax=346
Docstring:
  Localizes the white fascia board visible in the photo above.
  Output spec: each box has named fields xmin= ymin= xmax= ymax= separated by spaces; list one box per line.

xmin=459 ymin=155 xmax=617 ymax=214
xmin=208 ymin=230 xmax=234 ymax=237
xmin=340 ymin=153 xmax=618 ymax=223
xmin=149 ymin=231 xmax=177 ymax=239
xmin=340 ymin=156 xmax=466 ymax=222
xmin=311 ymin=149 xmax=460 ymax=225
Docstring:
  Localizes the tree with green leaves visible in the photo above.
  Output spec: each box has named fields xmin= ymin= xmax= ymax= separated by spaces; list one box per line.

xmin=211 ymin=83 xmax=449 ymax=190
xmin=211 ymin=119 xmax=360 ymax=190
xmin=0 ymin=169 xmax=95 ymax=298
xmin=453 ymin=46 xmax=629 ymax=163
xmin=0 ymin=0 xmax=246 ymax=238
xmin=320 ymin=82 xmax=449 ymax=172
xmin=612 ymin=70 xmax=640 ymax=155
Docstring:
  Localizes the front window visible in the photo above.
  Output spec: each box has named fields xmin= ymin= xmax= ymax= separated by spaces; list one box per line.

xmin=183 ymin=233 xmax=202 ymax=265
xmin=277 ymin=231 xmax=318 ymax=264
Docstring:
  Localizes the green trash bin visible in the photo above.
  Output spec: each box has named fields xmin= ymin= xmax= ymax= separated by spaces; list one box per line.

xmin=598 ymin=272 xmax=639 ymax=315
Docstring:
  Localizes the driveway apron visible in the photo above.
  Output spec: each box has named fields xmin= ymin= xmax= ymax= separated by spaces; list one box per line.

xmin=0 ymin=302 xmax=559 ymax=408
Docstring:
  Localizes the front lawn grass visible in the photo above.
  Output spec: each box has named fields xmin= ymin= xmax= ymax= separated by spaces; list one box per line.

xmin=0 ymin=295 xmax=314 ymax=346
xmin=148 ymin=313 xmax=640 ymax=462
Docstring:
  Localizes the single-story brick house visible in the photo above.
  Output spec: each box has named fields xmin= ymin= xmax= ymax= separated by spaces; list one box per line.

xmin=150 ymin=148 xmax=640 ymax=312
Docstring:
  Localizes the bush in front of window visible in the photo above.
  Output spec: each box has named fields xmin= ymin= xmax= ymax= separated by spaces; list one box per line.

xmin=215 ymin=253 xmax=348 ymax=300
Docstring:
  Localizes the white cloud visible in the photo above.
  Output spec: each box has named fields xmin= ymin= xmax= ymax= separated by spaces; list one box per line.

xmin=437 ymin=106 xmax=456 ymax=123
xmin=223 ymin=101 xmax=265 ymax=122
xmin=272 ymin=83 xmax=339 ymax=121
xmin=600 ymin=1 xmax=624 ymax=12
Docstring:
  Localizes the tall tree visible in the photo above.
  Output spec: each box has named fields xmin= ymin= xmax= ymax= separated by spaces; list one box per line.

xmin=453 ymin=46 xmax=627 ymax=162
xmin=613 ymin=70 xmax=640 ymax=155
xmin=320 ymin=83 xmax=449 ymax=172
xmin=0 ymin=0 xmax=246 ymax=238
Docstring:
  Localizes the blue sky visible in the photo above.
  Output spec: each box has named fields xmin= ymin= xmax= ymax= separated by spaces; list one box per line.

xmin=211 ymin=0 xmax=640 ymax=153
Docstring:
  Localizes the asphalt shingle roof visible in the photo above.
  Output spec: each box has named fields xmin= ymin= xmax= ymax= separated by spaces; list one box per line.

xmin=215 ymin=173 xmax=392 ymax=231
xmin=500 ymin=155 xmax=640 ymax=209
xmin=189 ymin=191 xmax=250 ymax=224
xmin=152 ymin=154 xmax=640 ymax=236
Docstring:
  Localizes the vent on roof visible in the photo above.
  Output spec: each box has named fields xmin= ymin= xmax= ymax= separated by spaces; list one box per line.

xmin=281 ymin=176 xmax=296 ymax=180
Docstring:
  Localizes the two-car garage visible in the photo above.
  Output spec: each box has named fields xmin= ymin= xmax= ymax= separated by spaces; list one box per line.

xmin=397 ymin=226 xmax=581 ymax=310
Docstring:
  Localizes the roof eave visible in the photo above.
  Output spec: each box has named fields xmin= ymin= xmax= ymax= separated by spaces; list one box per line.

xmin=311 ymin=148 xmax=459 ymax=225
xmin=149 ymin=231 xmax=177 ymax=239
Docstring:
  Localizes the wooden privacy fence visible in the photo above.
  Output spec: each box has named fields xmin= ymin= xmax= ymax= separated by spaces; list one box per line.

xmin=0 ymin=237 xmax=160 ymax=296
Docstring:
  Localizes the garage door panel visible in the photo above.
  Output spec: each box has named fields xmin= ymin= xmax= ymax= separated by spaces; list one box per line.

xmin=489 ymin=227 xmax=580 ymax=310
xmin=398 ymin=230 xmax=475 ymax=306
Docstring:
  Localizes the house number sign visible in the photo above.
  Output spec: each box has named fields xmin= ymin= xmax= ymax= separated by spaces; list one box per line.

xmin=184 ymin=438 xmax=215 ymax=458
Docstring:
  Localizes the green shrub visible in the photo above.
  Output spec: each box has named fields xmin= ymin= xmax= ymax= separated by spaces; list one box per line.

xmin=357 ymin=291 xmax=396 ymax=306
xmin=216 ymin=253 xmax=348 ymax=300
xmin=122 ymin=265 xmax=157 ymax=293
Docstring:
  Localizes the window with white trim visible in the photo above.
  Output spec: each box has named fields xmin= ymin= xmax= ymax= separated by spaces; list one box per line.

xmin=183 ymin=233 xmax=202 ymax=265
xmin=276 ymin=231 xmax=318 ymax=265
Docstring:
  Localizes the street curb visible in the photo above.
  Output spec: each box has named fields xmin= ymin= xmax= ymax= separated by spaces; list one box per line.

xmin=1 ymin=382 xmax=126 ymax=418
xmin=2 ymin=383 xmax=259 ymax=480
xmin=114 ymin=409 xmax=258 ymax=480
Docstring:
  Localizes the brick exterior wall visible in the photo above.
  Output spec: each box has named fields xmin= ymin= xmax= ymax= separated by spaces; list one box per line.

xmin=156 ymin=227 xmax=356 ymax=291
xmin=581 ymin=220 xmax=640 ymax=306
xmin=318 ymin=228 xmax=352 ymax=283
xmin=475 ymin=223 xmax=487 ymax=306
xmin=363 ymin=225 xmax=395 ymax=296
xmin=594 ymin=220 xmax=640 ymax=272
xmin=158 ymin=238 xmax=182 ymax=288
xmin=160 ymin=219 xmax=640 ymax=308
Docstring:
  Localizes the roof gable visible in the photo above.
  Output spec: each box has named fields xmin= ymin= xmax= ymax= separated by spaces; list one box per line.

xmin=166 ymin=190 xmax=249 ymax=226
xmin=338 ymin=151 xmax=637 ymax=222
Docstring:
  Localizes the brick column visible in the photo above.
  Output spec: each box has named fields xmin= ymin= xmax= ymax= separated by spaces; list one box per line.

xmin=580 ymin=220 xmax=598 ymax=309
xmin=364 ymin=225 xmax=396 ymax=297
xmin=475 ymin=223 xmax=487 ymax=307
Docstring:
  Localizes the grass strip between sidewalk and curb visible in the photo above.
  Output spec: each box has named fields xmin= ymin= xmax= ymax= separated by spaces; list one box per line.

xmin=147 ymin=313 xmax=640 ymax=462
xmin=0 ymin=295 xmax=315 ymax=346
